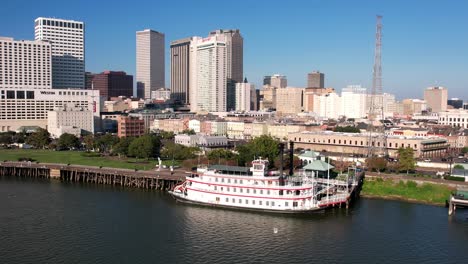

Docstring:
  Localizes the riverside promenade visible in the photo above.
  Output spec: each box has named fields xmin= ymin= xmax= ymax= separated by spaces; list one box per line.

xmin=0 ymin=161 xmax=186 ymax=190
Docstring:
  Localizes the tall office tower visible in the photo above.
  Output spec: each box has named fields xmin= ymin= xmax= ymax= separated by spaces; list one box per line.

xmin=170 ymin=37 xmax=192 ymax=104
xmin=235 ymin=81 xmax=256 ymax=112
xmin=136 ymin=29 xmax=165 ymax=99
xmin=424 ymin=86 xmax=448 ymax=112
xmin=263 ymin=74 xmax=287 ymax=88
xmin=34 ymin=17 xmax=84 ymax=89
xmin=307 ymin=71 xmax=324 ymax=88
xmin=88 ymin=71 xmax=133 ymax=100
xmin=189 ymin=35 xmax=227 ymax=112
xmin=0 ymin=37 xmax=51 ymax=89
xmin=209 ymin=29 xmax=243 ymax=111
xmin=341 ymin=85 xmax=367 ymax=118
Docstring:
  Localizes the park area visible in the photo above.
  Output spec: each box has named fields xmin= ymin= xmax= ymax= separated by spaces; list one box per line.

xmin=0 ymin=149 xmax=168 ymax=170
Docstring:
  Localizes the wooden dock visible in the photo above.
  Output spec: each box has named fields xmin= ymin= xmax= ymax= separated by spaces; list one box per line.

xmin=448 ymin=189 xmax=468 ymax=216
xmin=0 ymin=161 xmax=185 ymax=191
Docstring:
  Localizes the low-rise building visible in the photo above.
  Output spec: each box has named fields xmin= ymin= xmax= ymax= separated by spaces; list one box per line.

xmin=288 ymin=131 xmax=448 ymax=158
xmin=48 ymin=105 xmax=94 ymax=138
xmin=438 ymin=110 xmax=468 ymax=129
xmin=117 ymin=116 xmax=144 ymax=138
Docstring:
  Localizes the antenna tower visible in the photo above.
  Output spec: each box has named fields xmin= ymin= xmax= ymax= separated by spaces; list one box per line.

xmin=367 ymin=15 xmax=388 ymax=157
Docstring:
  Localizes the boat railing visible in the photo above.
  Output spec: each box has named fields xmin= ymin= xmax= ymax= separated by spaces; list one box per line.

xmin=189 ymin=187 xmax=315 ymax=199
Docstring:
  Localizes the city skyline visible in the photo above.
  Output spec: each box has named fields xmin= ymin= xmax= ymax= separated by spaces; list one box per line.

xmin=1 ymin=0 xmax=467 ymax=99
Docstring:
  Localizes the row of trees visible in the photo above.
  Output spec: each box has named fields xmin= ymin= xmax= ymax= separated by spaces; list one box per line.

xmin=366 ymin=147 xmax=416 ymax=174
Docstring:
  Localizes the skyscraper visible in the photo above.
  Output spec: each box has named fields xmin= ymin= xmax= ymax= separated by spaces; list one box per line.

xmin=263 ymin=74 xmax=287 ymax=88
xmin=307 ymin=71 xmax=324 ymax=88
xmin=136 ymin=29 xmax=165 ymax=99
xmin=34 ymin=17 xmax=84 ymax=89
xmin=88 ymin=71 xmax=133 ymax=100
xmin=235 ymin=81 xmax=256 ymax=112
xmin=424 ymin=86 xmax=448 ymax=112
xmin=170 ymin=37 xmax=192 ymax=105
xmin=0 ymin=37 xmax=51 ymax=89
xmin=189 ymin=35 xmax=227 ymax=112
xmin=209 ymin=29 xmax=243 ymax=111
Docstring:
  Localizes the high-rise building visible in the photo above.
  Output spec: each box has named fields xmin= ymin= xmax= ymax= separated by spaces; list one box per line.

xmin=307 ymin=71 xmax=324 ymax=88
xmin=88 ymin=71 xmax=133 ymax=100
xmin=447 ymin=98 xmax=463 ymax=109
xmin=341 ymin=85 xmax=367 ymax=118
xmin=0 ymin=37 xmax=51 ymax=89
xmin=189 ymin=35 xmax=227 ymax=112
xmin=170 ymin=37 xmax=192 ymax=104
xmin=263 ymin=74 xmax=287 ymax=88
xmin=209 ymin=29 xmax=243 ymax=111
xmin=303 ymin=87 xmax=335 ymax=112
xmin=234 ymin=81 xmax=256 ymax=112
xmin=136 ymin=29 xmax=165 ymax=99
xmin=34 ymin=17 xmax=84 ymax=89
xmin=424 ymin=86 xmax=448 ymax=112
xmin=313 ymin=92 xmax=341 ymax=119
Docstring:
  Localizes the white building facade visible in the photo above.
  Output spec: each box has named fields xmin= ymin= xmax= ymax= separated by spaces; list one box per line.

xmin=48 ymin=105 xmax=94 ymax=138
xmin=438 ymin=110 xmax=468 ymax=128
xmin=0 ymin=88 xmax=100 ymax=132
xmin=34 ymin=17 xmax=84 ymax=89
xmin=189 ymin=36 xmax=227 ymax=112
xmin=341 ymin=85 xmax=367 ymax=119
xmin=0 ymin=37 xmax=52 ymax=89
xmin=136 ymin=29 xmax=165 ymax=99
xmin=313 ymin=92 xmax=341 ymax=119
xmin=234 ymin=82 xmax=255 ymax=111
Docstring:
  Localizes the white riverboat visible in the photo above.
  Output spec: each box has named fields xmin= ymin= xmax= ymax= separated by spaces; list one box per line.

xmin=169 ymin=158 xmax=358 ymax=213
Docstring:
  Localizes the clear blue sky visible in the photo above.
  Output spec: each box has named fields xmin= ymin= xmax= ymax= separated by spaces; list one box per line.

xmin=1 ymin=0 xmax=467 ymax=99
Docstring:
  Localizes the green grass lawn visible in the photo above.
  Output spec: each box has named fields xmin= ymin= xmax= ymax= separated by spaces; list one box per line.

xmin=0 ymin=149 xmax=179 ymax=171
xmin=362 ymin=178 xmax=453 ymax=205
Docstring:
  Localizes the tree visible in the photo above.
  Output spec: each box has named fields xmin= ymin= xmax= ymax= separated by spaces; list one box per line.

xmin=26 ymin=128 xmax=50 ymax=149
xmin=160 ymin=141 xmax=198 ymax=161
xmin=207 ymin=149 xmax=236 ymax=161
xmin=333 ymin=126 xmax=360 ymax=133
xmin=113 ymin=137 xmax=134 ymax=157
xmin=236 ymin=135 xmax=280 ymax=168
xmin=95 ymin=134 xmax=118 ymax=154
xmin=453 ymin=164 xmax=464 ymax=170
xmin=181 ymin=129 xmax=196 ymax=135
xmin=366 ymin=157 xmax=387 ymax=173
xmin=57 ymin=133 xmax=80 ymax=150
xmin=128 ymin=135 xmax=159 ymax=159
xmin=274 ymin=154 xmax=302 ymax=171
xmin=461 ymin=147 xmax=468 ymax=154
xmin=83 ymin=134 xmax=95 ymax=151
xmin=0 ymin=132 xmax=14 ymax=146
xmin=397 ymin=147 xmax=416 ymax=174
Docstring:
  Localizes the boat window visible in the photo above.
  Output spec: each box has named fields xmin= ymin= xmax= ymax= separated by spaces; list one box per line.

xmin=260 ymin=190 xmax=263 ymax=194
xmin=266 ymin=201 xmax=269 ymax=206
xmin=232 ymin=198 xmax=235 ymax=203
xmin=285 ymin=202 xmax=289 ymax=207
xmin=216 ymin=197 xmax=220 ymax=202
xmin=253 ymin=189 xmax=256 ymax=194
xmin=252 ymin=200 xmax=255 ymax=205
xmin=239 ymin=199 xmax=242 ymax=204
xmin=234 ymin=179 xmax=238 ymax=184
xmin=225 ymin=198 xmax=229 ymax=202
xmin=293 ymin=201 xmax=298 ymax=207
xmin=233 ymin=188 xmax=236 ymax=192
xmin=227 ymin=187 xmax=230 ymax=192
xmin=214 ymin=186 xmax=217 ymax=191
xmin=240 ymin=180 xmax=243 ymax=184
xmin=240 ymin=188 xmax=243 ymax=193
xmin=267 ymin=190 xmax=270 ymax=195
xmin=271 ymin=201 xmax=275 ymax=206
xmin=246 ymin=189 xmax=250 ymax=193
xmin=259 ymin=201 xmax=262 ymax=205
xmin=245 ymin=200 xmax=249 ymax=204
xmin=228 ymin=179 xmax=231 ymax=183
xmin=220 ymin=187 xmax=223 ymax=191
xmin=221 ymin=178 xmax=224 ymax=183
xmin=215 ymin=177 xmax=218 ymax=182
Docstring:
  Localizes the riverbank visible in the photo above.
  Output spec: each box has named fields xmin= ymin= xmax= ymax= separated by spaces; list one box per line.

xmin=361 ymin=177 xmax=454 ymax=206
xmin=0 ymin=149 xmax=162 ymax=170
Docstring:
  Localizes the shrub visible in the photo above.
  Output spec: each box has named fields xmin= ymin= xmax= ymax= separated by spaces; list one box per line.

xmin=445 ymin=176 xmax=465 ymax=182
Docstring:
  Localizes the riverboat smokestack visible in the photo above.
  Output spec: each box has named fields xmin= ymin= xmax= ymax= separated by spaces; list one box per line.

xmin=289 ymin=141 xmax=294 ymax=176
xmin=279 ymin=143 xmax=285 ymax=186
